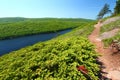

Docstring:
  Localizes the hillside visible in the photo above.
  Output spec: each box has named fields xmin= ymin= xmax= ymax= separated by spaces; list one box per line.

xmin=89 ymin=16 xmax=120 ymax=79
xmin=0 ymin=17 xmax=93 ymax=23
xmin=0 ymin=18 xmax=93 ymax=40
xmin=0 ymin=0 xmax=119 ymax=80
xmin=0 ymin=17 xmax=26 ymax=23
xmin=0 ymin=20 xmax=100 ymax=80
xmin=1 ymin=16 xmax=120 ymax=79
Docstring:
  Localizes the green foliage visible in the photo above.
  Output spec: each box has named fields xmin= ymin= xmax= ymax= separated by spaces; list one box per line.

xmin=0 ymin=18 xmax=93 ymax=40
xmin=97 ymin=4 xmax=111 ymax=19
xmin=0 ymin=37 xmax=99 ymax=80
xmin=57 ymin=21 xmax=96 ymax=39
xmin=114 ymin=0 xmax=120 ymax=15
xmin=0 ymin=18 xmax=99 ymax=79
xmin=0 ymin=17 xmax=26 ymax=23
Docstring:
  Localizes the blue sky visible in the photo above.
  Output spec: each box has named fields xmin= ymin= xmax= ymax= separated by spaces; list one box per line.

xmin=0 ymin=0 xmax=116 ymax=19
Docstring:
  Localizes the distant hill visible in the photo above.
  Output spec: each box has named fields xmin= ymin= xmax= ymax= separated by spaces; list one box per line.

xmin=0 ymin=17 xmax=93 ymax=23
xmin=27 ymin=18 xmax=94 ymax=22
xmin=0 ymin=17 xmax=94 ymax=40
xmin=0 ymin=17 xmax=26 ymax=23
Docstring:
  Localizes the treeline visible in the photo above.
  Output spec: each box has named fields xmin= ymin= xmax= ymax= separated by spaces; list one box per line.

xmin=0 ymin=18 xmax=93 ymax=40
xmin=0 ymin=17 xmax=93 ymax=23
xmin=0 ymin=17 xmax=26 ymax=23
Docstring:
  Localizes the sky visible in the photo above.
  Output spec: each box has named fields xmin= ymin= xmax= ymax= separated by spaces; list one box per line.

xmin=0 ymin=0 xmax=116 ymax=19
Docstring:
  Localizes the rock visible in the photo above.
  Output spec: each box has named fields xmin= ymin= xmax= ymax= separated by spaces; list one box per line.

xmin=107 ymin=70 xmax=120 ymax=80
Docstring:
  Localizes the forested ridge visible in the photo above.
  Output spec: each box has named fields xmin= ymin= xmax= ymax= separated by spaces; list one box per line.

xmin=0 ymin=18 xmax=93 ymax=40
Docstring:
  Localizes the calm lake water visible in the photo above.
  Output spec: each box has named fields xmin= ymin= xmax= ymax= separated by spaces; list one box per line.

xmin=0 ymin=29 xmax=71 ymax=55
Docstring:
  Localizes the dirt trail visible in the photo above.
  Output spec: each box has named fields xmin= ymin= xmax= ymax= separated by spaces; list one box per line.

xmin=88 ymin=22 xmax=120 ymax=80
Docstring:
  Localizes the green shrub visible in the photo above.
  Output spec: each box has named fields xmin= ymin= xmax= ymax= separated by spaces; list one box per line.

xmin=0 ymin=37 xmax=99 ymax=80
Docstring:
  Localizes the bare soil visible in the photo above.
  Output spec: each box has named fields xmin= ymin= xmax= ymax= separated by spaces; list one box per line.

xmin=88 ymin=21 xmax=120 ymax=80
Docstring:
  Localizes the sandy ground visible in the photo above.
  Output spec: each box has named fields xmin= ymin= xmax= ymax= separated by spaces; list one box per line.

xmin=88 ymin=21 xmax=120 ymax=80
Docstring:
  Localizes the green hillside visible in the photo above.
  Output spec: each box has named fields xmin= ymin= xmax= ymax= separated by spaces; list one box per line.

xmin=0 ymin=20 xmax=100 ymax=80
xmin=0 ymin=0 xmax=119 ymax=80
xmin=0 ymin=17 xmax=26 ymax=23
xmin=0 ymin=18 xmax=93 ymax=40
xmin=0 ymin=37 xmax=99 ymax=80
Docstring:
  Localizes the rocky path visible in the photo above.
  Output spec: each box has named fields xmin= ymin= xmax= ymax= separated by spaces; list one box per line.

xmin=88 ymin=21 xmax=120 ymax=80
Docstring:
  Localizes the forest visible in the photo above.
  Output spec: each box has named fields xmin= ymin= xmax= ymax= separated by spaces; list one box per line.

xmin=0 ymin=18 xmax=92 ymax=40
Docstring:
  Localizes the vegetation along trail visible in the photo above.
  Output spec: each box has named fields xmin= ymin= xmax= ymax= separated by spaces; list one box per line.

xmin=88 ymin=21 xmax=120 ymax=80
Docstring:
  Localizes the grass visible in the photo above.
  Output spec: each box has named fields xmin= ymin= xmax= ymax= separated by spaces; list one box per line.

xmin=56 ymin=21 xmax=96 ymax=39
xmin=103 ymin=32 xmax=120 ymax=46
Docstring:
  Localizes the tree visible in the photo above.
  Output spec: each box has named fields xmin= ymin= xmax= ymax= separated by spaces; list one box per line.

xmin=114 ymin=0 xmax=120 ymax=15
xmin=97 ymin=4 xmax=111 ymax=19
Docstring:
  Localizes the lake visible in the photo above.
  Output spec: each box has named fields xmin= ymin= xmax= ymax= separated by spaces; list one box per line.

xmin=0 ymin=29 xmax=71 ymax=55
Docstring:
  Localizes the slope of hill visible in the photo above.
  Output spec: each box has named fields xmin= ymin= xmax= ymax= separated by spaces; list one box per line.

xmin=0 ymin=18 xmax=93 ymax=40
xmin=89 ymin=16 xmax=120 ymax=80
xmin=0 ymin=21 xmax=100 ymax=80
xmin=0 ymin=17 xmax=26 ymax=23
xmin=0 ymin=37 xmax=99 ymax=80
xmin=0 ymin=17 xmax=93 ymax=23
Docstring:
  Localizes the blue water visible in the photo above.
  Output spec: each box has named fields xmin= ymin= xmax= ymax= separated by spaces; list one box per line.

xmin=0 ymin=29 xmax=71 ymax=55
